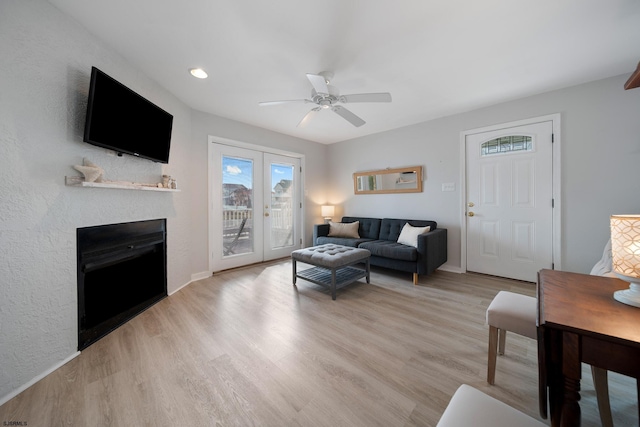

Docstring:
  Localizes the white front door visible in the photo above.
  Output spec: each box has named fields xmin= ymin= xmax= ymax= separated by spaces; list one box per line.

xmin=210 ymin=143 xmax=302 ymax=272
xmin=465 ymin=120 xmax=554 ymax=282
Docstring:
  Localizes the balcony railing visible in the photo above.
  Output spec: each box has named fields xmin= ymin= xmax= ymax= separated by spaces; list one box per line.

xmin=222 ymin=206 xmax=293 ymax=253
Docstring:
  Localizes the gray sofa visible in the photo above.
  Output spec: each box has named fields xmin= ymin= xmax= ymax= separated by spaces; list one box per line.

xmin=313 ymin=216 xmax=447 ymax=284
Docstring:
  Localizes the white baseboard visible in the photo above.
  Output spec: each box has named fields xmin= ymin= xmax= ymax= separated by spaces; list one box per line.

xmin=191 ymin=271 xmax=212 ymax=282
xmin=438 ymin=265 xmax=465 ymax=274
xmin=168 ymin=271 xmax=212 ymax=296
xmin=0 ymin=351 xmax=81 ymax=406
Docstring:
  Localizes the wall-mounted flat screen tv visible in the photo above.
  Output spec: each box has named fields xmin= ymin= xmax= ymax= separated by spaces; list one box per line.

xmin=83 ymin=67 xmax=173 ymax=164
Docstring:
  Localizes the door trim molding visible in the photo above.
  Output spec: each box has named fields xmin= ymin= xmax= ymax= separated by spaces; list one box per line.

xmin=208 ymin=135 xmax=305 ymax=159
xmin=459 ymin=113 xmax=562 ymax=276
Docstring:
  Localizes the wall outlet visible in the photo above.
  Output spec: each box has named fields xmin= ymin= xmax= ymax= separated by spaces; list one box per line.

xmin=442 ymin=182 xmax=455 ymax=192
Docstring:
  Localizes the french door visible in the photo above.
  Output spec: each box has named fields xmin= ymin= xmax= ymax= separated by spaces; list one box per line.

xmin=465 ymin=119 xmax=555 ymax=282
xmin=210 ymin=143 xmax=301 ymax=271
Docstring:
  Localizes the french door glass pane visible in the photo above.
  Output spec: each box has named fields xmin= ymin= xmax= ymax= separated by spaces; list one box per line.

xmin=222 ymin=156 xmax=254 ymax=256
xmin=270 ymin=163 xmax=294 ymax=248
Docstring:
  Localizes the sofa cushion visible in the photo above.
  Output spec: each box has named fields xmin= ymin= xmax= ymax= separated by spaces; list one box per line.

xmin=316 ymin=236 xmax=375 ymax=248
xmin=328 ymin=221 xmax=360 ymax=238
xmin=379 ymin=218 xmax=437 ymax=242
xmin=397 ymin=223 xmax=431 ymax=248
xmin=358 ymin=240 xmax=418 ymax=261
xmin=342 ymin=217 xmax=382 ymax=240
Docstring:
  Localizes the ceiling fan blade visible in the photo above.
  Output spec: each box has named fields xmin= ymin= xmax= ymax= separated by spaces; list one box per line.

xmin=297 ymin=107 xmax=322 ymax=128
xmin=258 ymin=99 xmax=312 ymax=106
xmin=331 ymin=105 xmax=365 ymax=127
xmin=340 ymin=93 xmax=392 ymax=103
xmin=306 ymin=73 xmax=329 ymax=94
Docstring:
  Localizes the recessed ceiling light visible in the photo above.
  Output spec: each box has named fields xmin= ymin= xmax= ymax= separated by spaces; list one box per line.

xmin=189 ymin=68 xmax=208 ymax=79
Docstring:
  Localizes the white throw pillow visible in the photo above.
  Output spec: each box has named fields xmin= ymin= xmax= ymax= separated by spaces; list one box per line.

xmin=397 ymin=223 xmax=431 ymax=248
xmin=590 ymin=239 xmax=617 ymax=277
xmin=328 ymin=221 xmax=360 ymax=238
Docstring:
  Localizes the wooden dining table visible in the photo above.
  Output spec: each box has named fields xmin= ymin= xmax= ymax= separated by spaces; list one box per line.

xmin=537 ymin=269 xmax=640 ymax=426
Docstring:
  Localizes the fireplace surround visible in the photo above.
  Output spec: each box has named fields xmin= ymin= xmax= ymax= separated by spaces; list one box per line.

xmin=77 ymin=219 xmax=167 ymax=350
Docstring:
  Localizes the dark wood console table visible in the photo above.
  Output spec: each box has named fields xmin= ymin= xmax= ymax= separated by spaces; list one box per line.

xmin=537 ymin=269 xmax=640 ymax=426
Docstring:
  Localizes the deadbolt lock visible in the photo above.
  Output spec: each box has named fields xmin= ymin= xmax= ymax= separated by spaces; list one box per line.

xmin=467 ymin=202 xmax=475 ymax=207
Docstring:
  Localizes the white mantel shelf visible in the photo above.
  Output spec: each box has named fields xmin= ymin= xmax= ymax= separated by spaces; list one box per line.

xmin=65 ymin=176 xmax=180 ymax=192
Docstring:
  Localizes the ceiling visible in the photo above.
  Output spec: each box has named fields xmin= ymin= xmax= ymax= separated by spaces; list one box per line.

xmin=49 ymin=0 xmax=640 ymax=144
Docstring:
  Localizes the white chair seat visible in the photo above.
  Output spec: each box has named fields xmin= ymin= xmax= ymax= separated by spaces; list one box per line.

xmin=437 ymin=384 xmax=546 ymax=427
xmin=486 ymin=291 xmax=537 ymax=385
xmin=486 ymin=290 xmax=537 ymax=339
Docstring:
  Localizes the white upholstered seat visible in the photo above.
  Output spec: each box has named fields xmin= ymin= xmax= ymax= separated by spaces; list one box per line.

xmin=485 ymin=290 xmax=537 ymax=384
xmin=437 ymin=384 xmax=546 ymax=427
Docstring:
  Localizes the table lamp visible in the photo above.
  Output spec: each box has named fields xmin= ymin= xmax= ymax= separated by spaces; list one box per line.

xmin=321 ymin=205 xmax=335 ymax=224
xmin=610 ymin=214 xmax=640 ymax=308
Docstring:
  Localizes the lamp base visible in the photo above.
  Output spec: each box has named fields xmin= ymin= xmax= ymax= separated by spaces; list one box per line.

xmin=613 ymin=283 xmax=640 ymax=308
xmin=323 ymin=217 xmax=332 ymax=224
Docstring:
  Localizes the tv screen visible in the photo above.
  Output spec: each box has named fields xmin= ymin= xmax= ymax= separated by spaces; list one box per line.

xmin=83 ymin=67 xmax=173 ymax=164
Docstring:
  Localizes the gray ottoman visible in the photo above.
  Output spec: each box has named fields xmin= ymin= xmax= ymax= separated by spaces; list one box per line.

xmin=292 ymin=244 xmax=371 ymax=300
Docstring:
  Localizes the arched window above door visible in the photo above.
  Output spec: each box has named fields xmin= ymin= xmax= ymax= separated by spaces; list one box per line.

xmin=481 ymin=135 xmax=532 ymax=156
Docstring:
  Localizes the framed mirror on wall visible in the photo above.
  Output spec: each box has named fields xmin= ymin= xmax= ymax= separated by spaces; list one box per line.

xmin=353 ymin=166 xmax=423 ymax=194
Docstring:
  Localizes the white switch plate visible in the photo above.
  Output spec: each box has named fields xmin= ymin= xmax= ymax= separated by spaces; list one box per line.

xmin=442 ymin=183 xmax=455 ymax=192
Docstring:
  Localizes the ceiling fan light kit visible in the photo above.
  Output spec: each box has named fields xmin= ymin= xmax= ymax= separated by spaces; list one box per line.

xmin=259 ymin=71 xmax=392 ymax=128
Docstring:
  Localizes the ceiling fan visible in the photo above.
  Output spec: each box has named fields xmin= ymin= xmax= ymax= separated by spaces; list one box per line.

xmin=259 ymin=72 xmax=392 ymax=128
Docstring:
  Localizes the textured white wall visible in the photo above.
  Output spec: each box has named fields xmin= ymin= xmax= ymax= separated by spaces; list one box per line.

xmin=327 ymin=74 xmax=640 ymax=274
xmin=0 ymin=0 xmax=194 ymax=401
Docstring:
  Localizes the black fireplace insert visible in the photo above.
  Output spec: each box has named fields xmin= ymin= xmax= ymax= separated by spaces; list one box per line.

xmin=77 ymin=219 xmax=167 ymax=350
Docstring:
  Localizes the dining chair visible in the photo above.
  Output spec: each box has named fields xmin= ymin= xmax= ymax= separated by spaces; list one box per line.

xmin=486 ymin=290 xmax=613 ymax=427
xmin=223 ymin=217 xmax=248 ymax=255
xmin=437 ymin=384 xmax=546 ymax=427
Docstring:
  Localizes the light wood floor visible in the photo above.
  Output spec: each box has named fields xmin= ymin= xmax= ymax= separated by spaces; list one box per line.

xmin=1 ymin=260 xmax=637 ymax=426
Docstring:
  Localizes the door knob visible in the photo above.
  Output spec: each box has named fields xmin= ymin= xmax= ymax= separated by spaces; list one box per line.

xmin=468 ymin=212 xmax=475 ymax=217
xmin=468 ymin=202 xmax=475 ymax=207
xmin=264 ymin=212 xmax=270 ymax=217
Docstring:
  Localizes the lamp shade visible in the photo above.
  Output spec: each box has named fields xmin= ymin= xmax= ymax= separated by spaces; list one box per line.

xmin=321 ymin=205 xmax=335 ymax=218
xmin=611 ymin=215 xmax=640 ymax=279
xmin=610 ymin=214 xmax=640 ymax=308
